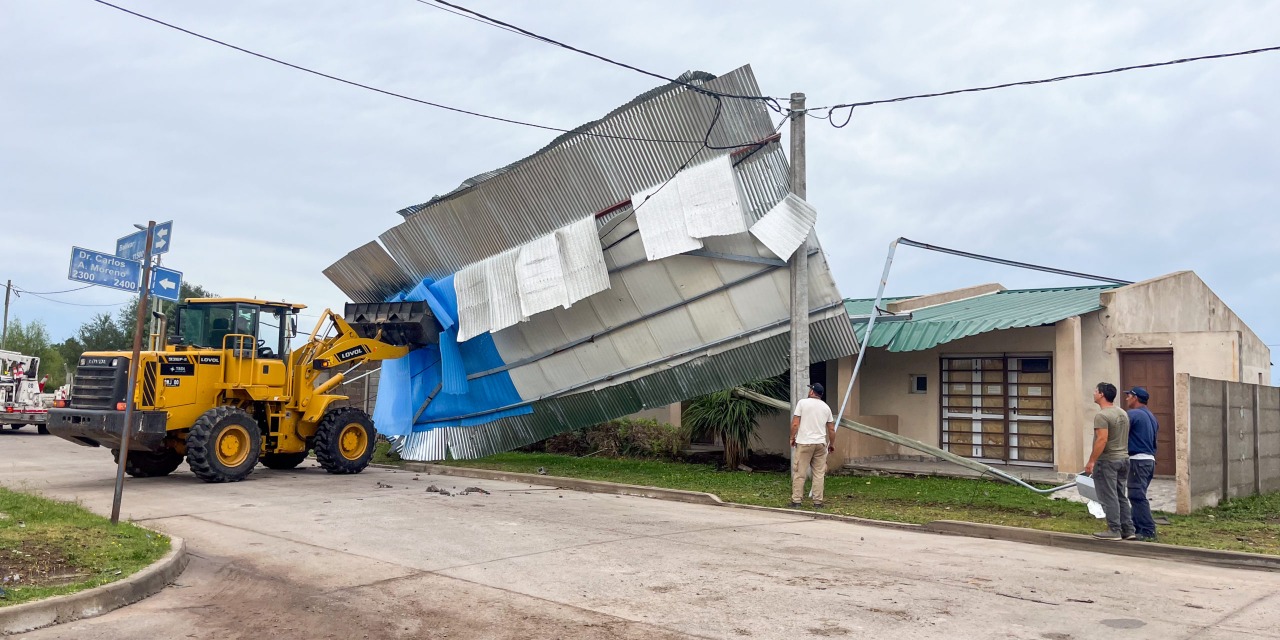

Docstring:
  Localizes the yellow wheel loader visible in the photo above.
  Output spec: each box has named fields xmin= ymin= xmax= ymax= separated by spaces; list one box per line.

xmin=49 ymin=298 xmax=434 ymax=483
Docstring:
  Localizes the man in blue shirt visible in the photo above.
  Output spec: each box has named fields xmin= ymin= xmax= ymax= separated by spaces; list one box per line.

xmin=1124 ymin=386 xmax=1159 ymax=541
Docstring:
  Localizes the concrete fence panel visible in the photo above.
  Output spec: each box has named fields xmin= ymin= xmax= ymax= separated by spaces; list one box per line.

xmin=1182 ymin=375 xmax=1280 ymax=513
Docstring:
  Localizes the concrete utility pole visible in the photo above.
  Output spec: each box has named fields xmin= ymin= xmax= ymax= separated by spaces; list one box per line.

xmin=788 ymin=92 xmax=810 ymax=413
xmin=2 ymin=280 xmax=11 ymax=350
xmin=112 ymin=221 xmax=156 ymax=525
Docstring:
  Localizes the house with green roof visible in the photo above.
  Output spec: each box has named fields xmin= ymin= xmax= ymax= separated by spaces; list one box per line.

xmin=802 ymin=271 xmax=1270 ymax=486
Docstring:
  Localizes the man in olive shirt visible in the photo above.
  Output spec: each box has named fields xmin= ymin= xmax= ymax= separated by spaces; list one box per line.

xmin=1084 ymin=382 xmax=1133 ymax=540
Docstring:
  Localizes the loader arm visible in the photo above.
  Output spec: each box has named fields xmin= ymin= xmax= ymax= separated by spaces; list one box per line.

xmin=290 ymin=301 xmax=438 ymax=420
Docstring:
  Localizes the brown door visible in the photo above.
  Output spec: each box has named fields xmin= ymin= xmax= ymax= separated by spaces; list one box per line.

xmin=1119 ymin=351 xmax=1175 ymax=475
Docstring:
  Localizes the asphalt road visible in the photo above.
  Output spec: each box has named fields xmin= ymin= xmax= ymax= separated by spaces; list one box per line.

xmin=3 ymin=431 xmax=1279 ymax=640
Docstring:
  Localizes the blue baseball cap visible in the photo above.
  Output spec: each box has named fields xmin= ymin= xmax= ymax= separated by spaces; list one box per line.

xmin=1125 ymin=387 xmax=1150 ymax=403
xmin=809 ymin=383 xmax=824 ymax=397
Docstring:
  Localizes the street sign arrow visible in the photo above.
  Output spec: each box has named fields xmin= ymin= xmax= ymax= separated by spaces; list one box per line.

xmin=149 ymin=266 xmax=183 ymax=302
xmin=116 ymin=220 xmax=173 ymax=261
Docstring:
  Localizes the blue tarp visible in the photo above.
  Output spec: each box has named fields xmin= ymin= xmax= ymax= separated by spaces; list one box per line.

xmin=370 ymin=276 xmax=531 ymax=437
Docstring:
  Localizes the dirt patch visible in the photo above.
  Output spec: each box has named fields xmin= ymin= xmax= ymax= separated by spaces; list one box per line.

xmin=1 ymin=541 xmax=88 ymax=588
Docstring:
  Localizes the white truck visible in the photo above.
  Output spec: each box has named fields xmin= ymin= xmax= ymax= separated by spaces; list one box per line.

xmin=0 ymin=350 xmax=53 ymax=434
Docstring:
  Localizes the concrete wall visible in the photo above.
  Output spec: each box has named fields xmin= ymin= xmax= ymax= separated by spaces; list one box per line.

xmin=1099 ymin=271 xmax=1271 ymax=383
xmin=1053 ymin=316 xmax=1086 ymax=472
xmin=1076 ymin=271 xmax=1272 ymax=473
xmin=834 ymin=326 xmax=1058 ymax=462
xmin=1177 ymin=374 xmax=1280 ymax=513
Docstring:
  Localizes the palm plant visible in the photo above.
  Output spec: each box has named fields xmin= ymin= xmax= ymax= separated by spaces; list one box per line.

xmin=682 ymin=375 xmax=788 ymax=469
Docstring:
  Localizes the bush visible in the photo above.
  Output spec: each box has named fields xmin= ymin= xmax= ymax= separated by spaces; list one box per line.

xmin=537 ymin=419 xmax=689 ymax=460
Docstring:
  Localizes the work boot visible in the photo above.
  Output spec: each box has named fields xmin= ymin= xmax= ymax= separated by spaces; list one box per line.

xmin=1092 ymin=530 xmax=1123 ymax=541
xmin=789 ymin=502 xmax=801 ymax=508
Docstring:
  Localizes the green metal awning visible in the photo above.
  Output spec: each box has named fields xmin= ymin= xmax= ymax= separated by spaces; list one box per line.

xmin=846 ymin=285 xmax=1119 ymax=352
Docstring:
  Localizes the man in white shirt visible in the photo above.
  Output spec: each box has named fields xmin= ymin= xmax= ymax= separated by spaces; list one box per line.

xmin=790 ymin=383 xmax=836 ymax=508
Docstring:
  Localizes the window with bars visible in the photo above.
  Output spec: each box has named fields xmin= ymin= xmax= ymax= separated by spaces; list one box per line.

xmin=940 ymin=355 xmax=1054 ymax=465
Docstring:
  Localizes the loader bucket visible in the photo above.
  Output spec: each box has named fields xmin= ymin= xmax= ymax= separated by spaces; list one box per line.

xmin=344 ymin=302 xmax=439 ymax=348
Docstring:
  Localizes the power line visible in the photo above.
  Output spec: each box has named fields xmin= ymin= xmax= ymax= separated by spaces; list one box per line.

xmin=86 ymin=0 xmax=714 ymax=145
xmin=425 ymin=0 xmax=785 ymax=113
xmin=411 ymin=0 xmax=529 ymax=39
xmin=816 ymin=45 xmax=1280 ymax=127
xmin=20 ymin=290 xmax=130 ymax=307
xmin=12 ymin=284 xmax=93 ymax=295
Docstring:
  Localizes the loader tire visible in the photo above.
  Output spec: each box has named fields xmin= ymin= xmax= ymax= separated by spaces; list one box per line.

xmin=113 ymin=449 xmax=185 ymax=478
xmin=260 ymin=451 xmax=310 ymax=470
xmin=314 ymin=407 xmax=376 ymax=475
xmin=186 ymin=406 xmax=261 ymax=483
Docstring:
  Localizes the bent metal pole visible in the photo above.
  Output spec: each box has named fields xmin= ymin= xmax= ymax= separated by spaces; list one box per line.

xmin=733 ymin=386 xmax=1076 ymax=495
xmin=112 ymin=220 xmax=156 ymax=525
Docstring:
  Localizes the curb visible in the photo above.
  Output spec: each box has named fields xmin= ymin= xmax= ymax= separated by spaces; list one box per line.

xmin=394 ymin=464 xmax=1280 ymax=573
xmin=724 ymin=502 xmax=923 ymax=532
xmin=1 ymin=536 xmax=189 ymax=636
xmin=925 ymin=521 xmax=1280 ymax=572
xmin=398 ymin=463 xmax=724 ymax=506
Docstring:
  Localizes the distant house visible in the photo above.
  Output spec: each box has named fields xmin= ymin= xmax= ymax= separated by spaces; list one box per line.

xmin=757 ymin=271 xmax=1270 ymax=477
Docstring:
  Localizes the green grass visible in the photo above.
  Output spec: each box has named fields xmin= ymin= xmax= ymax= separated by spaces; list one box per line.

xmin=417 ymin=451 xmax=1280 ymax=556
xmin=0 ymin=487 xmax=170 ymax=607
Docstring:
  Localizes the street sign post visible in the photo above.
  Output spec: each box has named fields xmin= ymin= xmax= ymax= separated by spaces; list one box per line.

xmin=150 ymin=266 xmax=183 ymax=302
xmin=116 ymin=220 xmax=173 ymax=261
xmin=67 ymin=247 xmax=143 ymax=293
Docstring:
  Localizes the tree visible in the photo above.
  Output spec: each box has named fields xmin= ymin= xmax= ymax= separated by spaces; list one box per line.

xmin=57 ymin=312 xmax=131 ymax=378
xmin=116 ymin=281 xmax=218 ymax=338
xmin=59 ymin=282 xmax=218 ymax=377
xmin=1 ymin=317 xmax=68 ymax=387
xmin=682 ymin=375 xmax=788 ymax=470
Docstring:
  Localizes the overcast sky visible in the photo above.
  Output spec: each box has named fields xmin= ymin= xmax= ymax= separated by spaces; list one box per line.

xmin=3 ymin=1 xmax=1276 ymax=381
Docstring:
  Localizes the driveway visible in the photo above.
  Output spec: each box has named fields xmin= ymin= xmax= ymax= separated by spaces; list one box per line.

xmin=3 ymin=431 xmax=1278 ymax=639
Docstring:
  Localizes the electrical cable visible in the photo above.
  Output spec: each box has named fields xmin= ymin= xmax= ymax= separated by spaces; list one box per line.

xmin=814 ymin=44 xmax=1280 ymax=128
xmin=427 ymin=0 xmax=785 ymax=113
xmin=86 ymin=0 xmax=717 ymax=145
xmin=19 ymin=290 xmax=130 ymax=307
xmin=11 ymin=284 xmax=93 ymax=295
xmin=410 ymin=0 xmax=528 ymax=39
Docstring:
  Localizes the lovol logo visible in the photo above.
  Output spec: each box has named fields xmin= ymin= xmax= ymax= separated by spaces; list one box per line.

xmin=198 ymin=355 xmax=221 ymax=365
xmin=81 ymin=357 xmax=113 ymax=367
xmin=335 ymin=345 xmax=369 ymax=362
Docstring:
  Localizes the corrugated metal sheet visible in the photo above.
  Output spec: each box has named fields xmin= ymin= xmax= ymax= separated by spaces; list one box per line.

xmin=749 ymin=194 xmax=817 ymax=260
xmin=326 ymin=64 xmax=859 ymax=461
xmin=397 ymin=312 xmax=857 ymax=461
xmin=848 ymin=285 xmax=1119 ymax=352
xmin=323 ymin=241 xmax=416 ymax=304
xmin=350 ymin=66 xmax=776 ymax=282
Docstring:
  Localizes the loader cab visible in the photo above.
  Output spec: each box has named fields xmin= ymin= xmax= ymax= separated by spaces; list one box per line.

xmin=173 ymin=298 xmax=303 ymax=360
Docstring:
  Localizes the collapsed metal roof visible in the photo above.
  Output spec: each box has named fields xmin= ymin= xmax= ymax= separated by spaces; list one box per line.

xmin=846 ymin=285 xmax=1119 ymax=352
xmin=325 ymin=65 xmax=859 ymax=460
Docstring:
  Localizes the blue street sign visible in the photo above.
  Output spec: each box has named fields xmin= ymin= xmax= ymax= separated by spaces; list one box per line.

xmin=116 ymin=221 xmax=174 ymax=262
xmin=150 ymin=266 xmax=183 ymax=302
xmin=67 ymin=247 xmax=143 ymax=293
